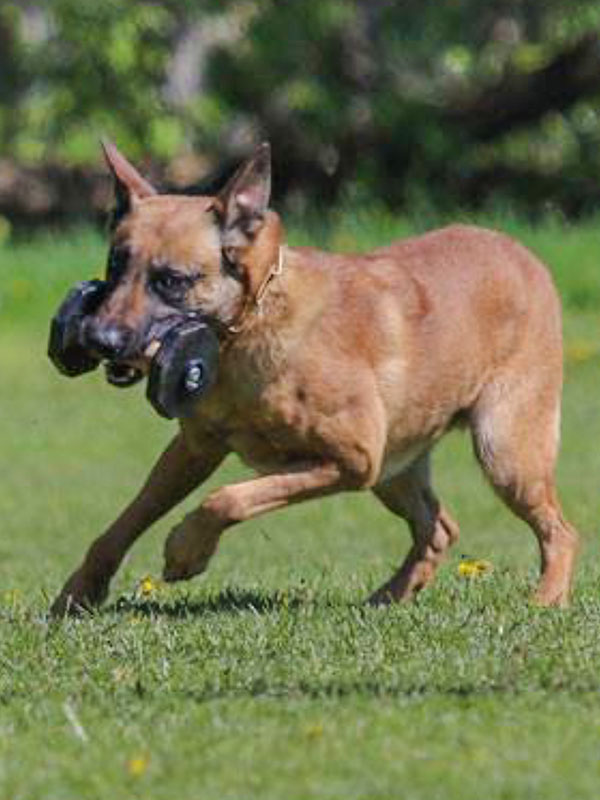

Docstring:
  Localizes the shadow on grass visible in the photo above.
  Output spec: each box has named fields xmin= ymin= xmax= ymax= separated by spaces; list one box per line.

xmin=106 ymin=586 xmax=348 ymax=618
xmin=172 ymin=682 xmax=558 ymax=703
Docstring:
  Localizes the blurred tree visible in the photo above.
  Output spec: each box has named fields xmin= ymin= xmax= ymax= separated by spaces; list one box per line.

xmin=201 ymin=0 xmax=600 ymax=213
xmin=3 ymin=0 xmax=600 ymax=224
xmin=0 ymin=5 xmax=23 ymax=150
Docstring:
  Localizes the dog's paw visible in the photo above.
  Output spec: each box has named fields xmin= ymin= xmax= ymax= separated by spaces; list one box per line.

xmin=162 ymin=515 xmax=218 ymax=582
xmin=49 ymin=569 xmax=110 ymax=618
xmin=366 ymin=586 xmax=395 ymax=607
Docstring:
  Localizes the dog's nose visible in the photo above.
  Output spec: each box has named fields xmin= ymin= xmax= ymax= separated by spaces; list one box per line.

xmin=84 ymin=318 xmax=132 ymax=359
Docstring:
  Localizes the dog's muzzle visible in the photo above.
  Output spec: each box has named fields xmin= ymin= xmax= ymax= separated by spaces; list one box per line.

xmin=48 ymin=279 xmax=220 ymax=419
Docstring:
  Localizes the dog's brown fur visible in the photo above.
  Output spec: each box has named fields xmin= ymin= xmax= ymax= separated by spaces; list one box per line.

xmin=51 ymin=142 xmax=579 ymax=615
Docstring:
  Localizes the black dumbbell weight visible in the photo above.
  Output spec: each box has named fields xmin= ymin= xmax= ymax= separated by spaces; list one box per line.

xmin=48 ymin=280 xmax=107 ymax=376
xmin=146 ymin=319 xmax=219 ymax=419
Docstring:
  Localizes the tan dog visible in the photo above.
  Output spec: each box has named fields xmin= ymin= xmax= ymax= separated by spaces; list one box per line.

xmin=51 ymin=142 xmax=579 ymax=615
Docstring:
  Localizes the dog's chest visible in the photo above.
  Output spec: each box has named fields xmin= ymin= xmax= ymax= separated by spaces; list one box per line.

xmin=230 ymin=396 xmax=321 ymax=473
xmin=224 ymin=427 xmax=306 ymax=473
xmin=192 ymin=376 xmax=326 ymax=473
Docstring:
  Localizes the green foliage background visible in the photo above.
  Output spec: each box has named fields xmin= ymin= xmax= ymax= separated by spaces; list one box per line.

xmin=3 ymin=1 xmax=600 ymax=213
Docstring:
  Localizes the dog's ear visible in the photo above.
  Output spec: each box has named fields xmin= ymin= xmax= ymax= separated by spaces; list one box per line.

xmin=215 ymin=142 xmax=271 ymax=249
xmin=101 ymin=140 xmax=157 ymax=227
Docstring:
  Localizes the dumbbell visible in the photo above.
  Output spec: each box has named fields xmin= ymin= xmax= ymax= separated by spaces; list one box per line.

xmin=48 ymin=280 xmax=106 ymax=376
xmin=146 ymin=318 xmax=220 ymax=419
xmin=49 ymin=281 xmax=220 ymax=419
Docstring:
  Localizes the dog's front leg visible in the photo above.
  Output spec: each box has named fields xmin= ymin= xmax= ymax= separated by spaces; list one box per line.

xmin=50 ymin=433 xmax=227 ymax=616
xmin=163 ymin=463 xmax=347 ymax=581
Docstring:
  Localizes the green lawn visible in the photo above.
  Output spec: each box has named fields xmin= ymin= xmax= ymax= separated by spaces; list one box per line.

xmin=1 ymin=217 xmax=600 ymax=799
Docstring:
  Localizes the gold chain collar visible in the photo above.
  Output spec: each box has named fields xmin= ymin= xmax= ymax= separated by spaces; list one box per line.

xmin=226 ymin=245 xmax=286 ymax=336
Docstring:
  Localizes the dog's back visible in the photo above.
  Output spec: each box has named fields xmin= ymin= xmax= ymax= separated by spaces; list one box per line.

xmin=378 ymin=224 xmax=562 ymax=422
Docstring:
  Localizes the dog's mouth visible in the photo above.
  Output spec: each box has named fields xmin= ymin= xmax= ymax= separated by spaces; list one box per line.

xmin=102 ymin=319 xmax=179 ymax=389
xmin=104 ymin=361 xmax=144 ymax=388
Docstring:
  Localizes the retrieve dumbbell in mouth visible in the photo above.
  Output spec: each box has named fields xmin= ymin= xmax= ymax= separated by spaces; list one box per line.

xmin=48 ymin=282 xmax=220 ymax=419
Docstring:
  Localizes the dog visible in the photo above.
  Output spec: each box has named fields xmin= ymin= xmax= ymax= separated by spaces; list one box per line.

xmin=50 ymin=141 xmax=579 ymax=615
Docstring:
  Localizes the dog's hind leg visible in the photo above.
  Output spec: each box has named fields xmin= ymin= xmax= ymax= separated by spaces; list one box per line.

xmin=368 ymin=454 xmax=459 ymax=604
xmin=50 ymin=433 xmax=227 ymax=616
xmin=470 ymin=372 xmax=579 ymax=607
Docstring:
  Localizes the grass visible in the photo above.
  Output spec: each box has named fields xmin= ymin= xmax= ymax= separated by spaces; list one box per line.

xmin=1 ymin=213 xmax=600 ymax=798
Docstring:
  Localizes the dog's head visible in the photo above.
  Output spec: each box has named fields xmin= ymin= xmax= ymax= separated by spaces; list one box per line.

xmin=84 ymin=141 xmax=282 ymax=384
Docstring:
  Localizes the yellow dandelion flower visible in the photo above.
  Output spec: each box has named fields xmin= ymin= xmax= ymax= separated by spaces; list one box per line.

xmin=10 ymin=278 xmax=32 ymax=301
xmin=127 ymin=755 xmax=149 ymax=777
xmin=137 ymin=575 xmax=162 ymax=596
xmin=305 ymin=723 xmax=324 ymax=739
xmin=458 ymin=558 xmax=493 ymax=578
xmin=566 ymin=341 xmax=597 ymax=364
xmin=111 ymin=666 xmax=131 ymax=684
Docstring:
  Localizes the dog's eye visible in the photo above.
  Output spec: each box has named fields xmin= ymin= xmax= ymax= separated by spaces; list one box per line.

xmin=154 ymin=271 xmax=179 ymax=291
xmin=149 ymin=268 xmax=192 ymax=303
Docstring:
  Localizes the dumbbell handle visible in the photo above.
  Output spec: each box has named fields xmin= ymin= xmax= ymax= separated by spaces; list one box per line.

xmin=144 ymin=340 xmax=161 ymax=359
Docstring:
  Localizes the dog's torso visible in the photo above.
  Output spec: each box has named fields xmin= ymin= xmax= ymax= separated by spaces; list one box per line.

xmin=181 ymin=223 xmax=561 ymax=486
